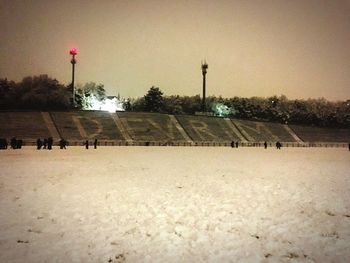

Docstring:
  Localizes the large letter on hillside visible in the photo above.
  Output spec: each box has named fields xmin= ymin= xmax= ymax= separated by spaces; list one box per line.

xmin=189 ymin=120 xmax=218 ymax=141
xmin=72 ymin=116 xmax=103 ymax=139
xmin=233 ymin=120 xmax=279 ymax=141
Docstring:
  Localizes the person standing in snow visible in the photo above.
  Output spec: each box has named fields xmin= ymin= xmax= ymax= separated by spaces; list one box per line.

xmin=47 ymin=137 xmax=53 ymax=150
xmin=36 ymin=138 xmax=42 ymax=150
xmin=94 ymin=139 xmax=98 ymax=149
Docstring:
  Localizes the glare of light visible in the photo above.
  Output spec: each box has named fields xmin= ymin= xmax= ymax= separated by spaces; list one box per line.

xmin=212 ymin=103 xmax=232 ymax=117
xmin=82 ymin=94 xmax=124 ymax=113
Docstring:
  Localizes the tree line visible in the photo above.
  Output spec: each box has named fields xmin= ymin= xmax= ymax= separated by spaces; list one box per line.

xmin=126 ymin=87 xmax=350 ymax=128
xmin=1 ymin=76 xmax=349 ymax=128
xmin=0 ymin=75 xmax=106 ymax=110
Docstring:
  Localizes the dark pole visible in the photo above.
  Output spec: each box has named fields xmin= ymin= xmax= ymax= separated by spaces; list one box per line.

xmin=71 ymin=58 xmax=76 ymax=103
xmin=69 ymin=48 xmax=77 ymax=107
xmin=201 ymin=62 xmax=208 ymax=112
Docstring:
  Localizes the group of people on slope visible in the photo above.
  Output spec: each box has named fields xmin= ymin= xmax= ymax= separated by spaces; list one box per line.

xmin=231 ymin=140 xmax=282 ymax=149
xmin=36 ymin=137 xmax=54 ymax=150
xmin=36 ymin=138 xmax=98 ymax=150
xmin=0 ymin=137 xmax=23 ymax=149
xmin=84 ymin=139 xmax=98 ymax=149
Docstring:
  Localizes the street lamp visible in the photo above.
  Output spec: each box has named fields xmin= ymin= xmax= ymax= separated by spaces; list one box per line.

xmin=69 ymin=48 xmax=77 ymax=106
xmin=201 ymin=61 xmax=208 ymax=112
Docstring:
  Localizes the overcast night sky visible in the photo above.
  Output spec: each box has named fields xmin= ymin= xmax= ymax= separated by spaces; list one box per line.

xmin=1 ymin=0 xmax=350 ymax=100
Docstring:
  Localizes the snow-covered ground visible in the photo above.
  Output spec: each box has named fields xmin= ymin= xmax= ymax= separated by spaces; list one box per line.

xmin=0 ymin=147 xmax=349 ymax=263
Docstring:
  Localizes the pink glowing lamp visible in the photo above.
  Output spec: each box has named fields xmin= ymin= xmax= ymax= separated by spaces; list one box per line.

xmin=69 ymin=48 xmax=78 ymax=56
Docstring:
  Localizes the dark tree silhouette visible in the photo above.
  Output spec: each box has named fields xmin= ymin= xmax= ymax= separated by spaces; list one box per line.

xmin=0 ymin=78 xmax=16 ymax=109
xmin=144 ymin=86 xmax=164 ymax=112
xmin=0 ymin=75 xmax=71 ymax=110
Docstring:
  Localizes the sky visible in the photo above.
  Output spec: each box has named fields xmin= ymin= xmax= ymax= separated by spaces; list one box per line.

xmin=1 ymin=0 xmax=350 ymax=101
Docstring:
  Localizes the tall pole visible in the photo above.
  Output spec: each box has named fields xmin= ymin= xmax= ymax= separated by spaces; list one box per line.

xmin=69 ymin=48 xmax=77 ymax=107
xmin=201 ymin=62 xmax=208 ymax=112
xmin=71 ymin=59 xmax=75 ymax=103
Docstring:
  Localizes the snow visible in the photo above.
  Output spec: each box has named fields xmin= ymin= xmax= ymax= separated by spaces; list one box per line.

xmin=0 ymin=147 xmax=350 ymax=262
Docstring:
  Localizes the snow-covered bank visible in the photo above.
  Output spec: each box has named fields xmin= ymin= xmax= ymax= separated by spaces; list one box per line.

xmin=1 ymin=147 xmax=349 ymax=262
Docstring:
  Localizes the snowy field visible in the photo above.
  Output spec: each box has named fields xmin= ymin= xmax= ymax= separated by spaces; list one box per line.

xmin=0 ymin=146 xmax=350 ymax=263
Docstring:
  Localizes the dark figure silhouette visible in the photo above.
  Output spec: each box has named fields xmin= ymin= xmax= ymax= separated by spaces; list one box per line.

xmin=36 ymin=138 xmax=43 ymax=150
xmin=43 ymin=138 xmax=48 ymax=149
xmin=47 ymin=137 xmax=53 ymax=150
xmin=10 ymin=137 xmax=17 ymax=149
xmin=264 ymin=141 xmax=267 ymax=149
xmin=231 ymin=141 xmax=235 ymax=148
xmin=16 ymin=139 xmax=23 ymax=149
xmin=235 ymin=141 xmax=239 ymax=148
xmin=59 ymin=138 xmax=66 ymax=149
xmin=276 ymin=141 xmax=282 ymax=149
xmin=94 ymin=139 xmax=98 ymax=149
xmin=348 ymin=143 xmax=350 ymax=151
xmin=0 ymin=138 xmax=8 ymax=149
xmin=85 ymin=140 xmax=89 ymax=149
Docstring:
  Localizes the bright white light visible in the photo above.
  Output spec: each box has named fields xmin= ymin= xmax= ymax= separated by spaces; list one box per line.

xmin=212 ymin=103 xmax=233 ymax=117
xmin=82 ymin=94 xmax=124 ymax=112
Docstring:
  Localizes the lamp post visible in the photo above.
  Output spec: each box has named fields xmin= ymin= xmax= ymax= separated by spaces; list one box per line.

xmin=201 ymin=61 xmax=208 ymax=112
xmin=69 ymin=48 xmax=77 ymax=106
